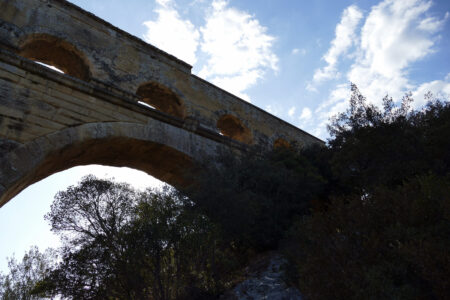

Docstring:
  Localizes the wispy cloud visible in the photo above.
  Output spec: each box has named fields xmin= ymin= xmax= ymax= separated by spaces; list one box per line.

xmin=312 ymin=0 xmax=448 ymax=139
xmin=299 ymin=107 xmax=312 ymax=121
xmin=412 ymin=73 xmax=450 ymax=107
xmin=143 ymin=0 xmax=200 ymax=65
xmin=288 ymin=106 xmax=296 ymax=117
xmin=311 ymin=5 xmax=363 ymax=85
xmin=265 ymin=104 xmax=281 ymax=116
xmin=198 ymin=0 xmax=278 ymax=100
xmin=292 ymin=48 xmax=306 ymax=55
xmin=142 ymin=0 xmax=278 ymax=102
xmin=347 ymin=0 xmax=447 ymax=104
xmin=313 ymin=84 xmax=350 ymax=138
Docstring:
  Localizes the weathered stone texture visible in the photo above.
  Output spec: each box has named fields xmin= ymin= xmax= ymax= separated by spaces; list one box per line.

xmin=0 ymin=0 xmax=322 ymax=207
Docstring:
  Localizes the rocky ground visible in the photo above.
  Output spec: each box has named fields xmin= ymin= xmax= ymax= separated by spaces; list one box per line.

xmin=221 ymin=253 xmax=302 ymax=300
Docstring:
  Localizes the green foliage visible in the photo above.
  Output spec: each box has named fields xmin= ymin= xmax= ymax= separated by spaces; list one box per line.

xmin=37 ymin=176 xmax=237 ymax=299
xmin=121 ymin=190 xmax=227 ymax=299
xmin=0 ymin=247 xmax=56 ymax=300
xmin=286 ymin=175 xmax=450 ymax=299
xmin=284 ymin=86 xmax=450 ymax=299
xmin=182 ymin=147 xmax=326 ymax=251
xmin=328 ymin=84 xmax=450 ymax=194
xmin=41 ymin=175 xmax=141 ymax=298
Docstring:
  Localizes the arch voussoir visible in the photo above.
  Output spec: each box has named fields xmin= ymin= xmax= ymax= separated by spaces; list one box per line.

xmin=0 ymin=120 xmax=227 ymax=208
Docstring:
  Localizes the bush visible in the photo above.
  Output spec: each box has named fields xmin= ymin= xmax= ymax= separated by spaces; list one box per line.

xmin=328 ymin=85 xmax=450 ymax=194
xmin=182 ymin=147 xmax=326 ymax=251
xmin=286 ymin=175 xmax=450 ymax=299
xmin=283 ymin=87 xmax=450 ymax=299
xmin=36 ymin=176 xmax=239 ymax=299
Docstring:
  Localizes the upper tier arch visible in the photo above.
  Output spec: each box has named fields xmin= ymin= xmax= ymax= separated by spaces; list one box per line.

xmin=19 ymin=34 xmax=91 ymax=81
xmin=137 ymin=82 xmax=186 ymax=119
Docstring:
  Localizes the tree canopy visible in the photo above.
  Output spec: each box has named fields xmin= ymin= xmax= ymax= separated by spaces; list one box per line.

xmin=285 ymin=86 xmax=450 ymax=299
xmin=0 ymin=247 xmax=56 ymax=300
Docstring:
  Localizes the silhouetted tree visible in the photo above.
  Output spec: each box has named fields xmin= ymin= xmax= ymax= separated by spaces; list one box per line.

xmin=0 ymin=247 xmax=56 ymax=300
xmin=328 ymin=84 xmax=450 ymax=194
xmin=37 ymin=176 xmax=233 ymax=299
xmin=286 ymin=85 xmax=450 ymax=299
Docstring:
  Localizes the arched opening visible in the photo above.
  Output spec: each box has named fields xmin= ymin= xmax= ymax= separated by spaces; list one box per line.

xmin=0 ymin=165 xmax=164 ymax=273
xmin=19 ymin=34 xmax=91 ymax=81
xmin=217 ymin=114 xmax=252 ymax=144
xmin=136 ymin=82 xmax=186 ymax=119
xmin=0 ymin=121 xmax=204 ymax=273
xmin=2 ymin=137 xmax=192 ymax=207
xmin=0 ymin=123 xmax=196 ymax=208
xmin=273 ymin=138 xmax=290 ymax=149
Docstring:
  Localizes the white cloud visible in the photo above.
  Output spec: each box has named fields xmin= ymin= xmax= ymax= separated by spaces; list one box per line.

xmin=208 ymin=70 xmax=262 ymax=101
xmin=412 ymin=73 xmax=450 ymax=107
xmin=78 ymin=165 xmax=164 ymax=190
xmin=198 ymin=0 xmax=278 ymax=100
xmin=305 ymin=82 xmax=318 ymax=93
xmin=312 ymin=83 xmax=351 ymax=139
xmin=312 ymin=0 xmax=448 ymax=139
xmin=299 ymin=107 xmax=312 ymax=121
xmin=288 ymin=106 xmax=296 ymax=117
xmin=156 ymin=0 xmax=171 ymax=6
xmin=143 ymin=0 xmax=200 ymax=65
xmin=348 ymin=0 xmax=447 ymax=104
xmin=292 ymin=48 xmax=306 ymax=55
xmin=142 ymin=0 xmax=278 ymax=102
xmin=265 ymin=105 xmax=274 ymax=113
xmin=316 ymin=83 xmax=350 ymax=113
xmin=265 ymin=104 xmax=281 ymax=116
xmin=418 ymin=15 xmax=447 ymax=32
xmin=298 ymin=107 xmax=316 ymax=132
xmin=36 ymin=62 xmax=64 ymax=73
xmin=312 ymin=5 xmax=363 ymax=84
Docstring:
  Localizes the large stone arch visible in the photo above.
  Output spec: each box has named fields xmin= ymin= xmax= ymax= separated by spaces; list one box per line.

xmin=0 ymin=0 xmax=325 ymax=209
xmin=0 ymin=121 xmax=225 ymax=207
xmin=18 ymin=33 xmax=91 ymax=81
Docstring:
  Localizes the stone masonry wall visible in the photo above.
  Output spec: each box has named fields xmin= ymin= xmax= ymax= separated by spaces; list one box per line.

xmin=0 ymin=0 xmax=323 ymax=206
xmin=0 ymin=0 xmax=322 ymax=148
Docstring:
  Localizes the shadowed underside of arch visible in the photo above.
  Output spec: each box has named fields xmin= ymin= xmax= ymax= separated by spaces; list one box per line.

xmin=0 ymin=122 xmax=200 ymax=207
xmin=19 ymin=34 xmax=91 ymax=81
xmin=274 ymin=138 xmax=290 ymax=149
xmin=217 ymin=114 xmax=253 ymax=144
xmin=137 ymin=82 xmax=186 ymax=119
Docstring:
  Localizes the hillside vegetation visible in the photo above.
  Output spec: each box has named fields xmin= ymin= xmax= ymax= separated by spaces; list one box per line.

xmin=1 ymin=85 xmax=449 ymax=299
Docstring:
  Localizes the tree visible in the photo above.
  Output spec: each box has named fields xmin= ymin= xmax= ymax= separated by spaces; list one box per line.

xmin=181 ymin=147 xmax=326 ymax=252
xmin=327 ymin=84 xmax=450 ymax=194
xmin=0 ymin=247 xmax=56 ymax=300
xmin=123 ymin=191 xmax=226 ymax=299
xmin=287 ymin=175 xmax=450 ymax=300
xmin=284 ymin=86 xmax=450 ymax=299
xmin=38 ymin=175 xmax=233 ymax=299
xmin=40 ymin=175 xmax=139 ymax=298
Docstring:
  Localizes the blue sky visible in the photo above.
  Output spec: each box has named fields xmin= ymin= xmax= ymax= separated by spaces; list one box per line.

xmin=1 ymin=0 xmax=449 ymax=272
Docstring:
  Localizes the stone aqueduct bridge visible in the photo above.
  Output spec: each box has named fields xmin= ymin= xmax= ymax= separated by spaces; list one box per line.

xmin=0 ymin=0 xmax=322 ymax=207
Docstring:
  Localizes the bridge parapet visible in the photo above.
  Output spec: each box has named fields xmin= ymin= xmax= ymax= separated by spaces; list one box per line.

xmin=0 ymin=0 xmax=322 ymax=149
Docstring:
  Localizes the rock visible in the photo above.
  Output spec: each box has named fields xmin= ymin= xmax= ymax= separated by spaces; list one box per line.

xmin=222 ymin=253 xmax=302 ymax=300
